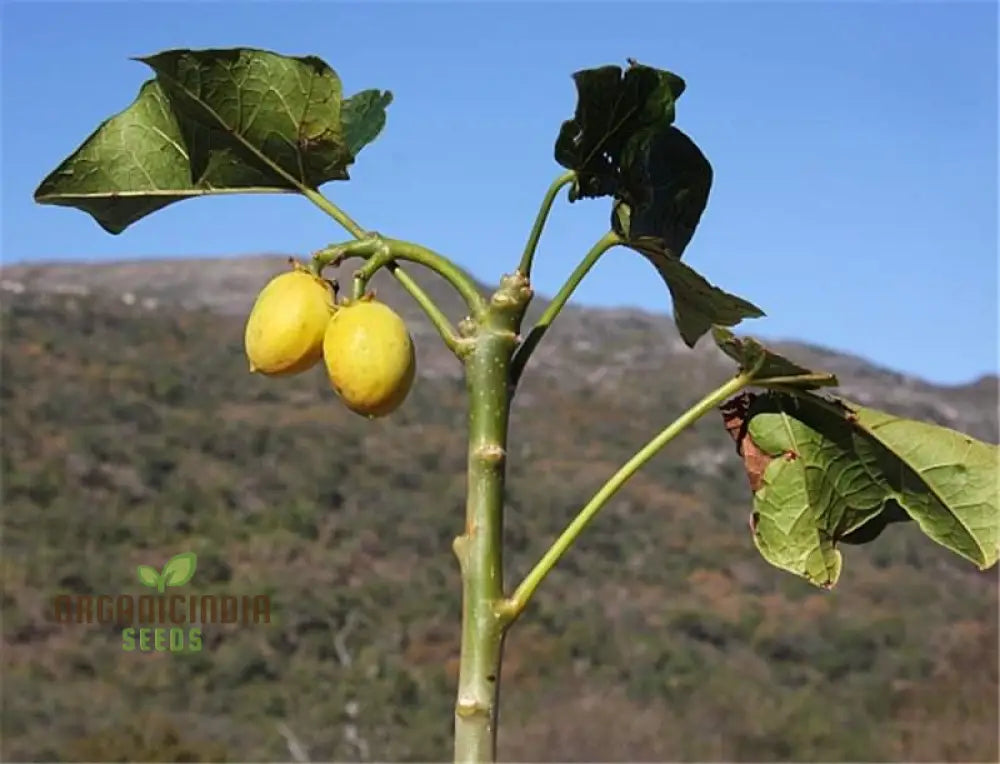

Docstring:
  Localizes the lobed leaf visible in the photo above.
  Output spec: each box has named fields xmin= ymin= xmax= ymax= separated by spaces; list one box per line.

xmin=630 ymin=245 xmax=764 ymax=347
xmin=554 ymin=62 xmax=761 ymax=346
xmin=848 ymin=404 xmax=999 ymax=569
xmin=721 ymin=392 xmax=999 ymax=588
xmin=612 ymin=126 xmax=712 ymax=261
xmin=34 ymin=48 xmax=391 ymax=234
xmin=555 ymin=63 xmax=685 ymax=201
xmin=341 ymin=89 xmax=394 ymax=157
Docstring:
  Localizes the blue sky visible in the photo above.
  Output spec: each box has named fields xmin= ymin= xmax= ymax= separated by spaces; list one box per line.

xmin=2 ymin=1 xmax=997 ymax=385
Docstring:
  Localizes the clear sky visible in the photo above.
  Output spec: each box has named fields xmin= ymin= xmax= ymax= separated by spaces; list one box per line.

xmin=2 ymin=1 xmax=997 ymax=385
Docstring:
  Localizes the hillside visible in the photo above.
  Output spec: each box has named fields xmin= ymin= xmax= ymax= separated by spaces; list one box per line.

xmin=1 ymin=256 xmax=997 ymax=763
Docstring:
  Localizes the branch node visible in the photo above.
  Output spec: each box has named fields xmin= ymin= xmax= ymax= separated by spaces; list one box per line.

xmin=455 ymin=698 xmax=491 ymax=719
xmin=474 ymin=444 xmax=507 ymax=465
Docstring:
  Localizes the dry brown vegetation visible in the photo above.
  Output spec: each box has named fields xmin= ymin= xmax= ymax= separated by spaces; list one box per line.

xmin=2 ymin=258 xmax=997 ymax=762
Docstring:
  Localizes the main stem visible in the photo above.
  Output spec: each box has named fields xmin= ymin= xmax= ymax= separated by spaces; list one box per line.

xmin=452 ymin=273 xmax=531 ymax=763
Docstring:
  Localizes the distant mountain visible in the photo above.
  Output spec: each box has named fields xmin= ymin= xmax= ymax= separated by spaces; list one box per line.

xmin=1 ymin=256 xmax=996 ymax=763
xmin=4 ymin=255 xmax=996 ymax=440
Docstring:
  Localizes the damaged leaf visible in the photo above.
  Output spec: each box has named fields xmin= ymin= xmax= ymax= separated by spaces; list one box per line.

xmin=554 ymin=61 xmax=762 ymax=347
xmin=555 ymin=63 xmax=685 ymax=201
xmin=721 ymin=393 xmax=771 ymax=492
xmin=720 ymin=391 xmax=999 ymax=588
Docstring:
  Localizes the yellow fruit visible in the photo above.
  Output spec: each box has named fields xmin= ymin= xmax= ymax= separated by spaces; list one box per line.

xmin=244 ymin=266 xmax=335 ymax=376
xmin=323 ymin=298 xmax=416 ymax=417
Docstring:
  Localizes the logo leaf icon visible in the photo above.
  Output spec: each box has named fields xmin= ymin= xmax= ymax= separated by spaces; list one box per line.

xmin=161 ymin=552 xmax=197 ymax=589
xmin=136 ymin=565 xmax=161 ymax=590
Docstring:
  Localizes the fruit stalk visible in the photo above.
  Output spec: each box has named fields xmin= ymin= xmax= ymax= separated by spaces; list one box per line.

xmin=452 ymin=273 xmax=532 ymax=763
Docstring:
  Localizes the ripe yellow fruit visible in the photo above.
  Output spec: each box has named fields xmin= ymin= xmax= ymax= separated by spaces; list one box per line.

xmin=323 ymin=298 xmax=416 ymax=418
xmin=244 ymin=266 xmax=335 ymax=376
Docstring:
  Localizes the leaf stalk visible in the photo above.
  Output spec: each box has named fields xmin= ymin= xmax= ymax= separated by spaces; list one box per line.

xmin=498 ymin=368 xmax=757 ymax=621
xmin=516 ymin=170 xmax=577 ymax=277
xmin=510 ymin=230 xmax=621 ymax=387
xmin=301 ymin=187 xmax=366 ymax=240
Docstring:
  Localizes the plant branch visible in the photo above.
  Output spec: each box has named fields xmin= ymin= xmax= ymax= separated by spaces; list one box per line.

xmin=498 ymin=370 xmax=757 ymax=622
xmin=300 ymin=187 xmax=366 ymax=240
xmin=510 ymin=230 xmax=621 ymax=388
xmin=296 ymin=186 xmax=467 ymax=354
xmin=354 ymin=237 xmax=487 ymax=319
xmin=385 ymin=262 xmax=462 ymax=354
xmin=516 ymin=170 xmax=576 ymax=278
xmin=313 ymin=234 xmax=487 ymax=320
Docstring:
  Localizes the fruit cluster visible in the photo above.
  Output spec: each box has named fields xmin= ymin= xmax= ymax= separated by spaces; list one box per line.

xmin=244 ymin=262 xmax=416 ymax=418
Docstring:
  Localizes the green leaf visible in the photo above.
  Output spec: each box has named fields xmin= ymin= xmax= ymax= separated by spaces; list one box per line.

xmin=555 ymin=63 xmax=686 ymax=201
xmin=736 ymin=393 xmax=890 ymax=588
xmin=640 ymin=247 xmax=764 ymax=347
xmin=161 ymin=551 xmax=198 ymax=588
xmin=33 ymin=48 xmax=391 ymax=234
xmin=722 ymin=392 xmax=1000 ymax=588
xmin=613 ymin=126 xmax=713 ymax=260
xmin=839 ymin=502 xmax=911 ymax=546
xmin=341 ymin=89 xmax=394 ymax=157
xmin=136 ymin=565 xmax=161 ymax=590
xmin=554 ymin=62 xmax=760 ymax=344
xmin=711 ymin=326 xmax=839 ymax=390
xmin=846 ymin=403 xmax=999 ymax=569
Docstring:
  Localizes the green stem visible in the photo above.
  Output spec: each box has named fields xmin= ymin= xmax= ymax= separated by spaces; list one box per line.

xmin=751 ymin=374 xmax=838 ymax=389
xmin=357 ymin=237 xmax=488 ymax=319
xmin=294 ymin=184 xmax=470 ymax=355
xmin=314 ymin=235 xmax=488 ymax=320
xmin=499 ymin=370 xmax=754 ymax=621
xmin=510 ymin=230 xmax=620 ymax=388
xmin=516 ymin=170 xmax=576 ymax=278
xmin=297 ymin=188 xmax=467 ymax=353
xmin=385 ymin=262 xmax=462 ymax=354
xmin=452 ymin=273 xmax=532 ymax=764
xmin=301 ymin=187 xmax=366 ymax=240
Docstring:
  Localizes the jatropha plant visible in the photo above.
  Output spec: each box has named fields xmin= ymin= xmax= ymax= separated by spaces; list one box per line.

xmin=35 ymin=48 xmax=999 ymax=763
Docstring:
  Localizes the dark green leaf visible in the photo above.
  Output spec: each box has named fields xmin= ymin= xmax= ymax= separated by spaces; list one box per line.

xmin=711 ymin=327 xmax=839 ymax=390
xmin=555 ymin=63 xmax=685 ymax=201
xmin=628 ymin=242 xmax=764 ymax=347
xmin=614 ymin=126 xmax=712 ymax=260
xmin=554 ymin=62 xmax=757 ymax=343
xmin=342 ymin=89 xmax=394 ymax=157
xmin=33 ymin=80 xmax=193 ymax=233
xmin=34 ymin=48 xmax=391 ymax=234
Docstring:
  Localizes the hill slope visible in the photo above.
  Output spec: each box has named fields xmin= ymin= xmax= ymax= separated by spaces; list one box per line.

xmin=1 ymin=256 xmax=997 ymax=762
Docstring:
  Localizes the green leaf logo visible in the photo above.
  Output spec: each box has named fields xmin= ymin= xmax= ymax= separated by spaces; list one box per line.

xmin=136 ymin=552 xmax=198 ymax=594
xmin=136 ymin=565 xmax=160 ymax=589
